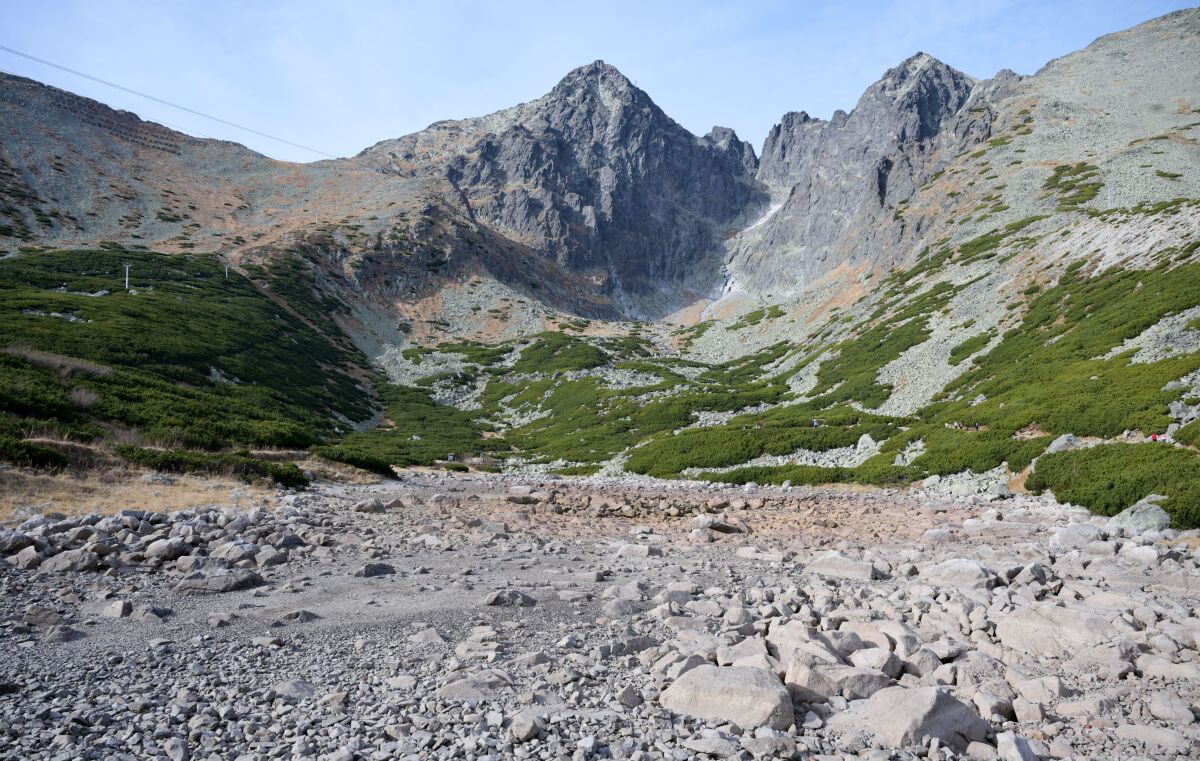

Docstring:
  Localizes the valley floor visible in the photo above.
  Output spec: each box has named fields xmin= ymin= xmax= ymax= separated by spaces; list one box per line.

xmin=1 ymin=473 xmax=1198 ymax=760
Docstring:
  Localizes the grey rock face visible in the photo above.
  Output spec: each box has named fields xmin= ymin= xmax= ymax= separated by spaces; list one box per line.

xmin=358 ymin=61 xmax=765 ymax=314
xmin=729 ymin=53 xmax=999 ymax=296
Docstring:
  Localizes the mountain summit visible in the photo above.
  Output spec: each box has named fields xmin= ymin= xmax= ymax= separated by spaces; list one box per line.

xmin=355 ymin=60 xmax=763 ymax=315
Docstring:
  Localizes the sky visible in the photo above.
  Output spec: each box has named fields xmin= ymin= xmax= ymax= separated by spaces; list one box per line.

xmin=1 ymin=0 xmax=1194 ymax=162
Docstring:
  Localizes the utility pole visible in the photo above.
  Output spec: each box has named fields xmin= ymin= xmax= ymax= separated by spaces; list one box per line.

xmin=123 ymin=261 xmax=131 ymax=290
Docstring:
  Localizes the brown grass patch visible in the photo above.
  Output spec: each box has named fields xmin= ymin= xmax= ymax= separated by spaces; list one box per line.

xmin=4 ymin=346 xmax=112 ymax=377
xmin=0 ymin=466 xmax=271 ymax=524
xmin=295 ymin=455 xmax=381 ymax=484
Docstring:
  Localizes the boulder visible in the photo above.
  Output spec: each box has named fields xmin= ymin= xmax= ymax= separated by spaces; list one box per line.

xmin=616 ymin=543 xmax=661 ymax=558
xmin=1106 ymin=499 xmax=1171 ymax=536
xmin=272 ymin=679 xmax=316 ymax=702
xmin=352 ymin=563 xmax=395 ymax=578
xmin=435 ymin=669 xmax=513 ymax=701
xmin=1046 ymin=433 xmax=1081 ymax=453
xmin=483 ymin=590 xmax=536 ymax=607
xmin=659 ymin=665 xmax=793 ymax=730
xmin=996 ymin=731 xmax=1039 ymax=761
xmin=12 ymin=546 xmax=42 ymax=569
xmin=1114 ymin=724 xmax=1189 ymax=753
xmin=828 ymin=686 xmax=988 ymax=752
xmin=849 ymin=647 xmax=902 ymax=679
xmin=174 ymin=570 xmax=264 ymax=594
xmin=39 ymin=548 xmax=99 ymax=573
xmin=1149 ymin=692 xmax=1195 ymax=723
xmin=1050 ymin=523 xmax=1103 ymax=550
xmin=919 ymin=558 xmax=994 ymax=590
xmin=805 ymin=551 xmax=877 ymax=581
xmin=0 ymin=530 xmax=33 ymax=555
xmin=785 ymin=661 xmax=892 ymax=702
xmin=352 ymin=498 xmax=385 ymax=513
xmin=996 ymin=603 xmax=1119 ymax=658
xmin=101 ymin=600 xmax=132 ymax=618
xmin=144 ymin=537 xmax=190 ymax=561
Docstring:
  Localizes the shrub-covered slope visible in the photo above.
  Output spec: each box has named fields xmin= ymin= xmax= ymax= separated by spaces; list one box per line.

xmin=0 ymin=248 xmax=375 ymax=482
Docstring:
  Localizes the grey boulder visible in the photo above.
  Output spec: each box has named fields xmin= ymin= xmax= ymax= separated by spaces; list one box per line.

xmin=174 ymin=570 xmax=264 ymax=594
xmin=828 ymin=686 xmax=988 ymax=752
xmin=659 ymin=665 xmax=793 ymax=730
xmin=1105 ymin=498 xmax=1171 ymax=536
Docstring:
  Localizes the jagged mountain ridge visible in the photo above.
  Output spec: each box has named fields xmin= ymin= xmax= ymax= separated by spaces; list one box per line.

xmin=0 ymin=9 xmax=1198 ymax=349
xmin=725 ymin=54 xmax=1020 ymax=300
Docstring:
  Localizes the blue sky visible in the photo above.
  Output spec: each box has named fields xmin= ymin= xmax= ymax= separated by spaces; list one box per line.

xmin=1 ymin=0 xmax=1193 ymax=161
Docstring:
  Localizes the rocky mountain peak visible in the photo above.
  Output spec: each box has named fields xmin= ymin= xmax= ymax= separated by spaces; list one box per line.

xmin=551 ymin=60 xmax=636 ymax=94
xmin=855 ymin=52 xmax=976 ymax=143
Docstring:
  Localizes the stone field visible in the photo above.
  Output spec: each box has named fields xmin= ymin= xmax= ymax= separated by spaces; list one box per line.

xmin=2 ymin=473 xmax=1199 ymax=760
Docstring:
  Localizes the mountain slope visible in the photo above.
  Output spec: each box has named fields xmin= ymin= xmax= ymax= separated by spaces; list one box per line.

xmin=0 ymin=11 xmax=1198 ymax=524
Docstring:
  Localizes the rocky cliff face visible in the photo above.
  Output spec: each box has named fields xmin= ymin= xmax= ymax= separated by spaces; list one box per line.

xmin=357 ymin=62 xmax=764 ymax=315
xmin=726 ymin=53 xmax=999 ymax=298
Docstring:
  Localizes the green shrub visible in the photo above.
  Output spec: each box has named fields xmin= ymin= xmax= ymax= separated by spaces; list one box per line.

xmin=807 ymin=284 xmax=956 ymax=409
xmin=510 ymin=332 xmax=608 ymax=374
xmin=115 ymin=445 xmax=308 ymax=487
xmin=0 ymin=437 xmax=68 ymax=469
xmin=625 ymin=405 xmax=898 ymax=478
xmin=1176 ymin=420 xmax=1200 ymax=447
xmin=310 ymin=445 xmax=396 ymax=478
xmin=948 ymin=333 xmax=993 ymax=365
xmin=1027 ymin=443 xmax=1200 ymax=527
xmin=934 ymin=261 xmax=1200 ymax=439
xmin=0 ymin=249 xmax=372 ymax=451
xmin=320 ymin=385 xmax=501 ymax=470
xmin=1043 ymin=163 xmax=1102 ymax=211
xmin=553 ymin=464 xmax=600 ymax=476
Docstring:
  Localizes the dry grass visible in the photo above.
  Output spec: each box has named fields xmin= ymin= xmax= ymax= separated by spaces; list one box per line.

xmin=0 ymin=466 xmax=272 ymax=524
xmin=295 ymin=454 xmax=381 ymax=484
xmin=3 ymin=346 xmax=112 ymax=377
xmin=68 ymin=387 xmax=101 ymax=408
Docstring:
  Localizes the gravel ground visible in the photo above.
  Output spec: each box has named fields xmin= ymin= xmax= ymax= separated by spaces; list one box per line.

xmin=3 ymin=472 xmax=1199 ymax=760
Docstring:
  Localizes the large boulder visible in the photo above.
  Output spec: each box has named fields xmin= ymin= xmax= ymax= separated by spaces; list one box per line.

xmin=39 ymin=549 xmax=99 ymax=573
xmin=483 ymin=590 xmax=536 ymax=607
xmin=659 ymin=665 xmax=793 ymax=730
xmin=1049 ymin=523 xmax=1103 ymax=550
xmin=434 ymin=669 xmax=513 ymax=702
xmin=1106 ymin=499 xmax=1171 ymax=536
xmin=995 ymin=603 xmax=1119 ymax=658
xmin=919 ymin=558 xmax=994 ymax=590
xmin=805 ymin=551 xmax=877 ymax=581
xmin=766 ymin=620 xmax=843 ymax=665
xmin=828 ymin=686 xmax=988 ymax=752
xmin=0 ymin=530 xmax=33 ymax=555
xmin=144 ymin=537 xmax=190 ymax=561
xmin=786 ymin=661 xmax=892 ymax=702
xmin=1045 ymin=434 xmax=1081 ymax=454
